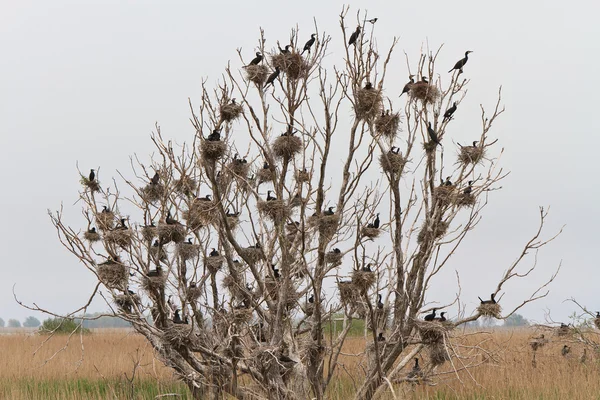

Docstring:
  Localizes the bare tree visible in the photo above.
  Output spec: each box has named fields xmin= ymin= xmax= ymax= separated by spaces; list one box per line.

xmin=24 ymin=7 xmax=562 ymax=400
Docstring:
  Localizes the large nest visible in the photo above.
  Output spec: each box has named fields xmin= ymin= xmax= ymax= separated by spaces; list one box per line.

xmin=222 ymin=275 xmax=246 ymax=300
xmin=409 ymin=82 xmax=440 ymax=104
xmin=140 ymin=183 xmax=165 ymax=203
xmin=164 ymin=323 xmax=195 ymax=347
xmin=185 ymin=198 xmax=219 ymax=228
xmin=173 ymin=176 xmax=197 ymax=196
xmin=84 ymin=230 xmax=101 ymax=243
xmin=231 ymin=308 xmax=253 ymax=325
xmin=206 ymin=255 xmax=224 ymax=274
xmin=456 ymin=192 xmax=476 ymax=208
xmin=104 ymin=229 xmax=133 ymax=248
xmin=265 ymin=277 xmax=299 ymax=309
xmin=556 ymin=325 xmax=574 ymax=337
xmin=337 ymin=281 xmax=366 ymax=316
xmin=317 ymin=214 xmax=339 ymax=240
xmin=477 ymin=303 xmax=502 ymax=319
xmin=225 ymin=215 xmax=240 ymax=229
xmin=379 ymin=152 xmax=407 ymax=175
xmin=434 ymin=185 xmax=457 ymax=207
xmin=187 ymin=285 xmax=202 ymax=302
xmin=429 ymin=342 xmax=451 ymax=366
xmin=240 ymin=246 xmax=264 ymax=264
xmin=114 ymin=293 xmax=140 ymax=313
xmin=257 ymin=167 xmax=274 ymax=184
xmin=227 ymin=161 xmax=250 ymax=179
xmin=142 ymin=269 xmax=167 ymax=292
xmin=459 ymin=146 xmax=485 ymax=165
xmin=289 ymin=194 xmax=303 ymax=209
xmin=97 ymin=260 xmax=128 ymax=290
xmin=355 ymin=88 xmax=383 ymax=121
xmin=361 ymin=226 xmax=381 ymax=239
xmin=157 ymin=223 xmax=186 ymax=244
xmin=176 ymin=242 xmax=201 ymax=261
xmin=325 ymin=250 xmax=343 ymax=265
xmin=417 ymin=221 xmax=449 ymax=244
xmin=245 ymin=64 xmax=269 ymax=86
xmin=351 ymin=269 xmax=376 ymax=294
xmin=296 ymin=170 xmax=310 ymax=183
xmin=141 ymin=225 xmax=157 ymax=242
xmin=415 ymin=320 xmax=453 ymax=344
xmin=257 ymin=200 xmax=289 ymax=222
xmin=220 ymin=102 xmax=243 ymax=123
xmin=95 ymin=211 xmax=115 ymax=231
xmin=201 ymin=140 xmax=227 ymax=161
xmin=80 ymin=176 xmax=100 ymax=192
xmin=273 ymin=135 xmax=302 ymax=159
xmin=271 ymin=53 xmax=309 ymax=80
xmin=529 ymin=335 xmax=548 ymax=351
xmin=375 ymin=112 xmax=401 ymax=139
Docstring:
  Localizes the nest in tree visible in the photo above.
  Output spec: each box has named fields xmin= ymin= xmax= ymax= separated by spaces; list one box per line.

xmin=289 ymin=195 xmax=303 ymax=209
xmin=529 ymin=336 xmax=548 ymax=351
xmin=265 ymin=278 xmax=299 ymax=308
xmin=164 ymin=324 xmax=195 ymax=347
xmin=556 ymin=325 xmax=574 ymax=337
xmin=80 ymin=176 xmax=100 ymax=192
xmin=477 ymin=303 xmax=502 ymax=319
xmin=434 ymin=185 xmax=457 ymax=207
xmin=595 ymin=318 xmax=600 ymax=330
xmin=296 ymin=170 xmax=310 ymax=183
xmin=186 ymin=285 xmax=202 ymax=302
xmin=423 ymin=141 xmax=438 ymax=153
xmin=140 ymin=183 xmax=165 ymax=203
xmin=157 ymin=223 xmax=186 ymax=244
xmin=206 ymin=255 xmax=224 ymax=273
xmin=379 ymin=152 xmax=407 ymax=175
xmin=429 ymin=343 xmax=451 ymax=366
xmin=222 ymin=275 xmax=244 ymax=300
xmin=417 ymin=221 xmax=449 ymax=244
xmin=361 ymin=226 xmax=381 ymax=239
xmin=187 ymin=198 xmax=219 ymax=227
xmin=142 ymin=269 xmax=167 ymax=292
xmin=227 ymin=161 xmax=250 ymax=179
xmin=174 ymin=176 xmax=197 ymax=196
xmin=240 ymin=247 xmax=263 ymax=264
xmin=95 ymin=211 xmax=115 ymax=231
xmin=318 ymin=214 xmax=340 ymax=240
xmin=456 ymin=193 xmax=476 ymax=207
xmin=176 ymin=242 xmax=200 ymax=261
xmin=273 ymin=135 xmax=302 ymax=159
xmin=303 ymin=301 xmax=316 ymax=317
xmin=337 ymin=281 xmax=366 ymax=317
xmin=104 ymin=229 xmax=133 ymax=248
xmin=114 ymin=293 xmax=140 ymax=313
xmin=97 ymin=260 xmax=128 ymax=289
xmin=271 ymin=52 xmax=309 ymax=80
xmin=367 ymin=307 xmax=390 ymax=331
xmin=257 ymin=168 xmax=274 ymax=184
xmin=231 ymin=308 xmax=253 ymax=325
xmin=201 ymin=140 xmax=227 ymax=161
xmin=409 ymin=82 xmax=440 ymax=104
xmin=225 ymin=215 xmax=240 ymax=229
xmin=220 ymin=102 xmax=243 ymax=123
xmin=141 ymin=225 xmax=157 ymax=242
xmin=459 ymin=146 xmax=485 ymax=165
xmin=325 ymin=251 xmax=343 ymax=265
xmin=375 ymin=112 xmax=401 ymax=138
xmin=257 ymin=200 xmax=289 ymax=222
xmin=149 ymin=245 xmax=167 ymax=262
xmin=84 ymin=230 xmax=101 ymax=242
xmin=355 ymin=88 xmax=383 ymax=121
xmin=416 ymin=320 xmax=453 ymax=344
xmin=351 ymin=270 xmax=376 ymax=294
xmin=245 ymin=64 xmax=269 ymax=86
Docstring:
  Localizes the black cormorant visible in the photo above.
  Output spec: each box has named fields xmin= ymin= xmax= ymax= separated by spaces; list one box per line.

xmin=449 ymin=51 xmax=473 ymax=74
xmin=478 ymin=293 xmax=496 ymax=304
xmin=207 ymin=129 xmax=221 ymax=141
xmin=265 ymin=67 xmax=280 ymax=88
xmin=399 ymin=75 xmax=414 ymax=97
xmin=332 ymin=248 xmax=341 ymax=254
xmin=147 ymin=266 xmax=162 ymax=277
xmin=436 ymin=312 xmax=447 ymax=322
xmin=444 ymin=177 xmax=453 ymax=186
xmin=348 ymin=26 xmax=361 ymax=46
xmin=377 ymin=294 xmax=384 ymax=309
xmin=278 ymin=44 xmax=291 ymax=54
xmin=88 ymin=227 xmax=97 ymax=234
xmin=209 ymin=248 xmax=219 ymax=257
xmin=151 ymin=170 xmax=160 ymax=185
xmin=364 ymin=81 xmax=373 ymax=90
xmin=272 ymin=264 xmax=281 ymax=279
xmin=323 ymin=207 xmax=335 ymax=216
xmin=89 ymin=169 xmax=95 ymax=182
xmin=248 ymin=52 xmax=263 ymax=66
xmin=165 ymin=211 xmax=178 ymax=225
xmin=362 ymin=263 xmax=372 ymax=272
xmin=301 ymin=34 xmax=316 ymax=55
xmin=443 ymin=102 xmax=457 ymax=121
xmin=463 ymin=181 xmax=473 ymax=195
xmin=407 ymin=358 xmax=421 ymax=379
xmin=377 ymin=332 xmax=385 ymax=342
xmin=367 ymin=18 xmax=378 ymax=24
xmin=266 ymin=190 xmax=277 ymax=201
xmin=427 ymin=122 xmax=440 ymax=145
xmin=424 ymin=309 xmax=437 ymax=321
xmin=562 ymin=345 xmax=571 ymax=356
xmin=308 ymin=295 xmax=314 ymax=304
xmin=373 ymin=213 xmax=380 ymax=229
xmin=198 ymin=194 xmax=212 ymax=202
xmin=421 ymin=76 xmax=429 ymax=83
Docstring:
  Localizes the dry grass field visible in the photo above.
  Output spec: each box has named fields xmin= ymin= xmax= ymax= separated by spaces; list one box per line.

xmin=0 ymin=328 xmax=598 ymax=399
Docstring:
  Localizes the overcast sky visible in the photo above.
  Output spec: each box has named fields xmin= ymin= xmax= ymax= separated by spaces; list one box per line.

xmin=1 ymin=0 xmax=599 ymax=324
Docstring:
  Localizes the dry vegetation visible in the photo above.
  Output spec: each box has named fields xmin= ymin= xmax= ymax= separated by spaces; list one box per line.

xmin=2 ymin=329 xmax=599 ymax=399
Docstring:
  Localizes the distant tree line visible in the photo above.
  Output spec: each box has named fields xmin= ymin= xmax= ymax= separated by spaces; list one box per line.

xmin=0 ymin=313 xmax=132 ymax=329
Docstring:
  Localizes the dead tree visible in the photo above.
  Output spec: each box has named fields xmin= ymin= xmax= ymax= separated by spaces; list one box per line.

xmin=23 ymin=7 xmax=562 ymax=400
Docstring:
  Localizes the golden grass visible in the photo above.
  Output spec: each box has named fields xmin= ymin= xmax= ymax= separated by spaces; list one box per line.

xmin=1 ymin=328 xmax=599 ymax=399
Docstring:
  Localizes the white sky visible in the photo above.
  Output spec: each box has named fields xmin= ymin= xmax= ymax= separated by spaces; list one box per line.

xmin=1 ymin=0 xmax=599 ymax=324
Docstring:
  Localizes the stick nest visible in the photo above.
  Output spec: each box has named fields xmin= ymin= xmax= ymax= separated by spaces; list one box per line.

xmin=80 ymin=176 xmax=100 ymax=192
xmin=429 ymin=343 xmax=451 ymax=366
xmin=257 ymin=168 xmax=274 ymax=184
xmin=231 ymin=308 xmax=253 ymax=325
xmin=206 ymin=255 xmax=224 ymax=273
xmin=477 ymin=303 xmax=502 ymax=319
xmin=361 ymin=226 xmax=381 ymax=239
xmin=176 ymin=242 xmax=201 ymax=261
xmin=184 ymin=199 xmax=219 ymax=228
xmin=142 ymin=269 xmax=167 ymax=292
xmin=95 ymin=211 xmax=115 ymax=231
xmin=556 ymin=325 xmax=574 ymax=337
xmin=325 ymin=251 xmax=343 ymax=265
xmin=104 ymin=229 xmax=133 ymax=248
xmin=84 ymin=230 xmax=101 ymax=242
xmin=174 ymin=176 xmax=197 ymax=196
xmin=456 ymin=193 xmax=476 ymax=207
xmin=227 ymin=161 xmax=250 ymax=179
xmin=220 ymin=102 xmax=243 ymax=123
xmin=296 ymin=170 xmax=310 ymax=183
xmin=201 ymin=140 xmax=227 ymax=161
xmin=157 ymin=223 xmax=186 ymax=244
xmin=265 ymin=278 xmax=299 ymax=309
xmin=355 ymin=88 xmax=383 ymax=121
xmin=271 ymin=53 xmax=309 ymax=80
xmin=459 ymin=146 xmax=485 ymax=165
xmin=141 ymin=225 xmax=157 ymax=242
xmin=187 ymin=286 xmax=202 ymax=302
xmin=379 ymin=152 xmax=407 ymax=175
xmin=273 ymin=135 xmax=302 ymax=159
xmin=240 ymin=247 xmax=264 ymax=264
xmin=140 ymin=183 xmax=165 ymax=203
xmin=114 ymin=293 xmax=140 ymax=313
xmin=416 ymin=320 xmax=453 ymax=344
xmin=434 ymin=186 xmax=457 ymax=207
xmin=337 ymin=281 xmax=366 ymax=317
xmin=97 ymin=260 xmax=128 ymax=290
xmin=245 ymin=64 xmax=269 ymax=86
xmin=318 ymin=214 xmax=340 ymax=240
xmin=409 ymin=82 xmax=440 ymax=104
xmin=257 ymin=200 xmax=289 ymax=222
xmin=164 ymin=324 xmax=195 ymax=347
xmin=351 ymin=270 xmax=376 ymax=294
xmin=417 ymin=221 xmax=449 ymax=244
xmin=375 ymin=112 xmax=401 ymax=138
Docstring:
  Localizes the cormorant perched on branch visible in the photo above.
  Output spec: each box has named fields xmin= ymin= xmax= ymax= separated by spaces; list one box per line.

xmin=348 ymin=26 xmax=361 ymax=46
xmin=89 ymin=169 xmax=96 ymax=182
xmin=367 ymin=18 xmax=378 ymax=24
xmin=376 ymin=294 xmax=384 ymax=309
xmin=207 ymin=129 xmax=221 ymax=141
xmin=209 ymin=248 xmax=219 ymax=257
xmin=151 ymin=170 xmax=160 ymax=185
xmin=266 ymin=190 xmax=277 ymax=201
xmin=323 ymin=207 xmax=335 ymax=216
xmin=308 ymin=295 xmax=314 ymax=304
xmin=373 ymin=213 xmax=380 ymax=228
xmin=377 ymin=332 xmax=385 ymax=342
xmin=424 ymin=309 xmax=437 ymax=321
xmin=272 ymin=264 xmax=281 ymax=279
xmin=399 ymin=75 xmax=414 ymax=97
xmin=264 ymin=67 xmax=280 ymax=88
xmin=248 ymin=52 xmax=263 ymax=66
xmin=364 ymin=81 xmax=373 ymax=90
xmin=301 ymin=34 xmax=316 ymax=55
xmin=449 ymin=51 xmax=473 ymax=73
xmin=443 ymin=102 xmax=457 ymax=121
xmin=444 ymin=177 xmax=453 ymax=186
xmin=427 ymin=122 xmax=440 ymax=145
xmin=478 ymin=293 xmax=496 ymax=304
xmin=165 ymin=211 xmax=178 ymax=225
xmin=278 ymin=44 xmax=291 ymax=54
xmin=463 ymin=181 xmax=473 ymax=195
